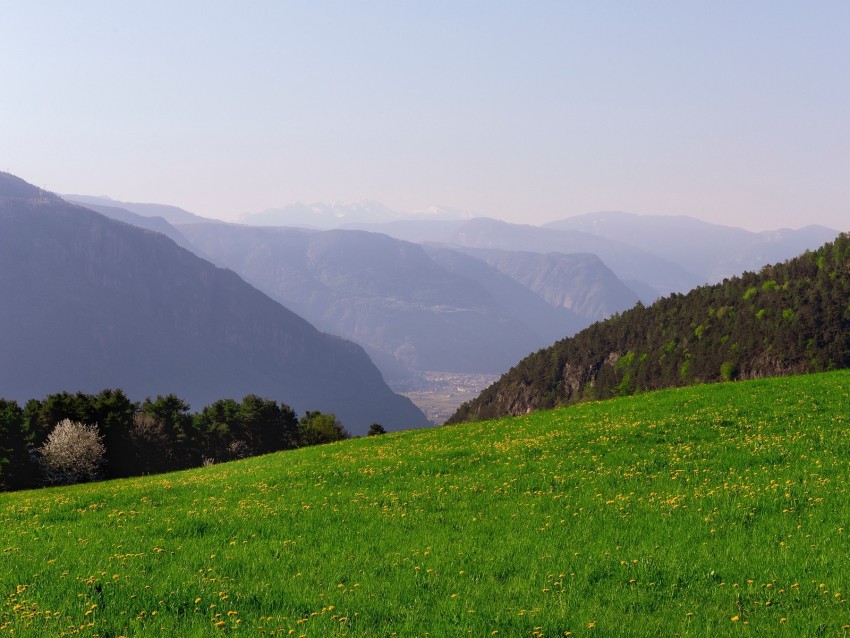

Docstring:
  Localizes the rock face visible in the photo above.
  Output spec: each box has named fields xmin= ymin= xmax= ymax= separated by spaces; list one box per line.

xmin=0 ymin=173 xmax=428 ymax=434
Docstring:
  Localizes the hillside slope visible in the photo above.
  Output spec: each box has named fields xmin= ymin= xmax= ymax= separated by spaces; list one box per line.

xmin=0 ymin=173 xmax=427 ymax=433
xmin=2 ymin=372 xmax=850 ymax=635
xmin=450 ymin=233 xmax=850 ymax=423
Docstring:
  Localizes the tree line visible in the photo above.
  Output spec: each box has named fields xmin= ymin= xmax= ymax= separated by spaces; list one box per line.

xmin=0 ymin=390 xmax=385 ymax=491
xmin=449 ymin=232 xmax=850 ymax=423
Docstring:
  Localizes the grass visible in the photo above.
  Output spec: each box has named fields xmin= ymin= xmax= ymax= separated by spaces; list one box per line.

xmin=2 ymin=371 xmax=850 ymax=636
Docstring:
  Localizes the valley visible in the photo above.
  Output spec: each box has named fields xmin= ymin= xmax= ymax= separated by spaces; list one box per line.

xmin=397 ymin=371 xmax=500 ymax=425
xmin=57 ymin=187 xmax=840 ymax=425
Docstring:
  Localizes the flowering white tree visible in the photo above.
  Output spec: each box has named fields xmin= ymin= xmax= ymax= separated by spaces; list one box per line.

xmin=39 ymin=419 xmax=106 ymax=485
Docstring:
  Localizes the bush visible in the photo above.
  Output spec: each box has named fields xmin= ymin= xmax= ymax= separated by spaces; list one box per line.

xmin=39 ymin=419 xmax=106 ymax=485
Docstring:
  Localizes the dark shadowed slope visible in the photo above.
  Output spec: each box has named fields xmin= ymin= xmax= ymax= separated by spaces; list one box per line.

xmin=0 ymin=173 xmax=427 ymax=434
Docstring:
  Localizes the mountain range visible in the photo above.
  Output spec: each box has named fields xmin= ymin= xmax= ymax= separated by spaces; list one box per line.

xmin=176 ymin=223 xmax=589 ymax=385
xmin=1 ymin=173 xmax=427 ymax=434
xmin=236 ymin=201 xmax=470 ymax=229
xmin=47 ymin=188 xmax=841 ymax=417
xmin=545 ymin=211 xmax=838 ymax=285
xmin=346 ymin=217 xmax=703 ymax=298
xmin=70 ymin=192 xmax=839 ymax=378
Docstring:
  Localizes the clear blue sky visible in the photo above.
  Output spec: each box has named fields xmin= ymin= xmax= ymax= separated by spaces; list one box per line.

xmin=2 ymin=1 xmax=848 ymax=231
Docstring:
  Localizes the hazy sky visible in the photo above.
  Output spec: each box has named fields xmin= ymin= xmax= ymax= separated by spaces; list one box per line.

xmin=2 ymin=1 xmax=848 ymax=231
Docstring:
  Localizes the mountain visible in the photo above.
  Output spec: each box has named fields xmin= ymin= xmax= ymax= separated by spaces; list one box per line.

xmin=349 ymin=217 xmax=700 ymax=299
xmin=344 ymin=218 xmax=468 ymax=242
xmin=545 ymin=211 xmax=840 ymax=284
xmin=238 ymin=201 xmax=469 ymax=229
xmin=177 ymin=223 xmax=583 ymax=383
xmin=0 ymin=173 xmax=427 ymax=434
xmin=62 ymin=199 xmax=198 ymax=253
xmin=449 ymin=233 xmax=850 ymax=423
xmin=420 ymin=245 xmax=586 ymax=339
xmin=434 ymin=246 xmax=640 ymax=322
xmin=63 ymin=194 xmax=213 ymax=225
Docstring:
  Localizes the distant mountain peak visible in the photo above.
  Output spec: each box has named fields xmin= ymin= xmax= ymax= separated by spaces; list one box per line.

xmin=238 ymin=201 xmax=472 ymax=229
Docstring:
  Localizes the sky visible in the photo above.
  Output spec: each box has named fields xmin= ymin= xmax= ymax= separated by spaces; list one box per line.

xmin=1 ymin=1 xmax=848 ymax=232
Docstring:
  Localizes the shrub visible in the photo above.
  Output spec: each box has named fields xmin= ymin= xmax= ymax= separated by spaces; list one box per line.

xmin=367 ymin=423 xmax=387 ymax=436
xmin=39 ymin=419 xmax=106 ymax=485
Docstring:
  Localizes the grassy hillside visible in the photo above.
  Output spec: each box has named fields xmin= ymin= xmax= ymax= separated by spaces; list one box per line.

xmin=2 ymin=372 xmax=850 ymax=636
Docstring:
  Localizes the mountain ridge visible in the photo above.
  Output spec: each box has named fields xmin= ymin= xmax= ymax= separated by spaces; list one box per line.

xmin=63 ymin=194 xmax=213 ymax=225
xmin=545 ymin=211 xmax=839 ymax=284
xmin=238 ymin=201 xmax=471 ymax=229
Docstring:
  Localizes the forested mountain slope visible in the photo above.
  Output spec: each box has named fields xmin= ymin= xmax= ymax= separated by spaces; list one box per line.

xmin=449 ymin=233 xmax=850 ymax=423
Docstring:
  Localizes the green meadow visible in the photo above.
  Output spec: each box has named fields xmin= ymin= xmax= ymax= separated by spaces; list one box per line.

xmin=2 ymin=372 xmax=850 ymax=637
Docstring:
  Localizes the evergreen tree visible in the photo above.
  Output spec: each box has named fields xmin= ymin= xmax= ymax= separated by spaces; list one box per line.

xmin=140 ymin=394 xmax=195 ymax=469
xmin=298 ymin=412 xmax=349 ymax=447
xmin=0 ymin=398 xmax=29 ymax=490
